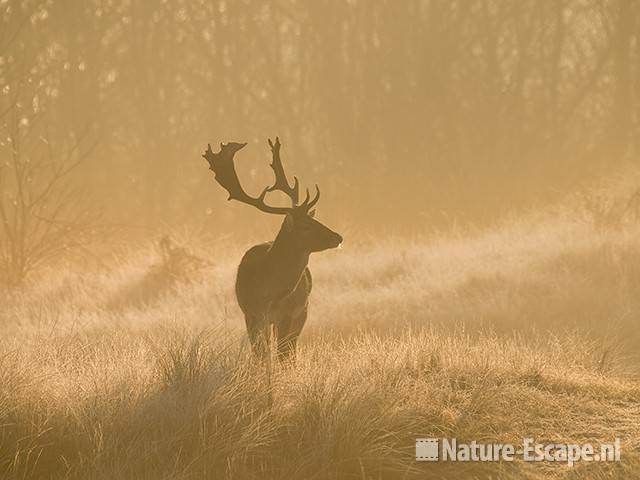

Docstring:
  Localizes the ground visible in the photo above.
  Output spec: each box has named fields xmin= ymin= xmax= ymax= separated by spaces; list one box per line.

xmin=1 ymin=193 xmax=639 ymax=479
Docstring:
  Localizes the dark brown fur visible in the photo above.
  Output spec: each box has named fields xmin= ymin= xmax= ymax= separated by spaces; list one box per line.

xmin=235 ymin=211 xmax=341 ymax=361
xmin=236 ymin=242 xmax=312 ymax=361
xmin=202 ymin=139 xmax=341 ymax=361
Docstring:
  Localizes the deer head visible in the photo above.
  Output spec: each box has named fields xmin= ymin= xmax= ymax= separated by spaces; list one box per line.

xmin=202 ymin=137 xmax=342 ymax=253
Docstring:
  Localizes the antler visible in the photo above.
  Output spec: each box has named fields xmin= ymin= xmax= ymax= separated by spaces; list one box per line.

xmin=299 ymin=184 xmax=321 ymax=212
xmin=202 ymin=138 xmax=320 ymax=215
xmin=202 ymin=141 xmax=290 ymax=215
xmin=267 ymin=137 xmax=299 ymax=206
xmin=266 ymin=137 xmax=320 ymax=212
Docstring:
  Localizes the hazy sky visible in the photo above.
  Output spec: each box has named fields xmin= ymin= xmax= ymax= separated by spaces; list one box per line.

xmin=1 ymin=0 xmax=638 ymax=235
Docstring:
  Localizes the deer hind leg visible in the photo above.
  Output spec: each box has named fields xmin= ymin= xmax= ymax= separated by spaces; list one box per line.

xmin=245 ymin=314 xmax=270 ymax=359
xmin=276 ymin=307 xmax=308 ymax=363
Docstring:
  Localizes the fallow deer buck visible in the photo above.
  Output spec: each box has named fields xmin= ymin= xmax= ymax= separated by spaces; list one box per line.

xmin=202 ymin=138 xmax=342 ymax=361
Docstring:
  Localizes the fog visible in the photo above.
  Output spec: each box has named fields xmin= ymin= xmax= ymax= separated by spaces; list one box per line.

xmin=1 ymin=0 xmax=638 ymax=251
xmin=2 ymin=3 xmax=640 ymax=478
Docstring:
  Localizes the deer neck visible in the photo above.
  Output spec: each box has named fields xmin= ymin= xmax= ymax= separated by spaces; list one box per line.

xmin=267 ymin=228 xmax=309 ymax=297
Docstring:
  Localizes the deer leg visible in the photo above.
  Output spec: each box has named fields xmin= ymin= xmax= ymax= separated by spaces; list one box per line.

xmin=245 ymin=314 xmax=269 ymax=359
xmin=277 ymin=332 xmax=298 ymax=363
xmin=274 ymin=315 xmax=293 ymax=363
xmin=276 ymin=307 xmax=307 ymax=363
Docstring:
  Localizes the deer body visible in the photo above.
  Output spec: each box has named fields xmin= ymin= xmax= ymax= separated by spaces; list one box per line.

xmin=236 ymin=240 xmax=311 ymax=360
xmin=202 ymin=138 xmax=342 ymax=361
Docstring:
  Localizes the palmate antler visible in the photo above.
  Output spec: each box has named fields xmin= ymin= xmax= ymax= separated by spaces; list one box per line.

xmin=202 ymin=137 xmax=320 ymax=215
xmin=267 ymin=137 xmax=299 ymax=206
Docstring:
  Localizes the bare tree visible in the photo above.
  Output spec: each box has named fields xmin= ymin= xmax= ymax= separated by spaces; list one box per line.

xmin=0 ymin=104 xmax=97 ymax=287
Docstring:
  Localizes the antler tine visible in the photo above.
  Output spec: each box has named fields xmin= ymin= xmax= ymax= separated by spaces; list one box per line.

xmin=202 ymin=141 xmax=291 ymax=215
xmin=299 ymin=185 xmax=320 ymax=212
xmin=267 ymin=136 xmax=299 ymax=206
xmin=308 ymin=185 xmax=320 ymax=209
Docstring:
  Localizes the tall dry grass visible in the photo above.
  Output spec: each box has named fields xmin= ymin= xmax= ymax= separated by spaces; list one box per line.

xmin=1 ymin=187 xmax=640 ymax=479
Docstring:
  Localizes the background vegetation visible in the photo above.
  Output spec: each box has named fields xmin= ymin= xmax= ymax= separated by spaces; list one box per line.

xmin=1 ymin=1 xmax=640 ymax=478
xmin=1 ymin=187 xmax=640 ymax=479
xmin=2 ymin=0 xmax=639 ymax=235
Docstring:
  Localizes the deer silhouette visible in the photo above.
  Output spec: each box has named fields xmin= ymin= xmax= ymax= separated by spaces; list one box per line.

xmin=202 ymin=138 xmax=342 ymax=361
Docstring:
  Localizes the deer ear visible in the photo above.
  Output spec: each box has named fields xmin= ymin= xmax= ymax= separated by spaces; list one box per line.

xmin=308 ymin=209 xmax=316 ymax=218
xmin=283 ymin=213 xmax=295 ymax=231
